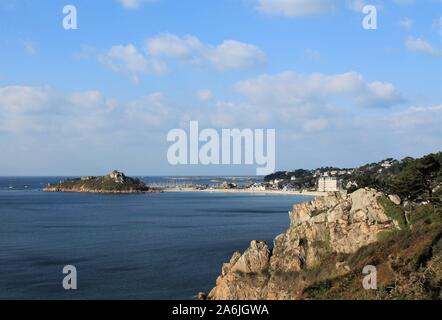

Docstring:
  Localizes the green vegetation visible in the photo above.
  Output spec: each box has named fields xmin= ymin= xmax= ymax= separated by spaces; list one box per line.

xmin=303 ymin=217 xmax=442 ymax=300
xmin=265 ymin=169 xmax=318 ymax=190
xmin=377 ymin=196 xmax=407 ymax=230
xmin=45 ymin=171 xmax=153 ymax=193
xmin=408 ymin=204 xmax=442 ymax=226
xmin=376 ymin=230 xmax=395 ymax=242
xmin=265 ymin=152 xmax=442 ymax=204
xmin=261 ymin=152 xmax=442 ymax=300
xmin=261 ymin=216 xmax=440 ymax=300
xmin=58 ymin=177 xmax=146 ymax=191
xmin=353 ymin=153 xmax=442 ymax=203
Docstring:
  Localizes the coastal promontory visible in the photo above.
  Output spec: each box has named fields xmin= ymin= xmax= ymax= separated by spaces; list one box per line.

xmin=207 ymin=188 xmax=442 ymax=300
xmin=43 ymin=170 xmax=160 ymax=194
xmin=206 ymin=153 xmax=442 ymax=300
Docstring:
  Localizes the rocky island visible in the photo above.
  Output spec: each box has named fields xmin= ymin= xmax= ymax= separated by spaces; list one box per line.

xmin=43 ymin=170 xmax=161 ymax=194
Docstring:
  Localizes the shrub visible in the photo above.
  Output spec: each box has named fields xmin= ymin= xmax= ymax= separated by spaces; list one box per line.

xmin=378 ymin=196 xmax=407 ymax=230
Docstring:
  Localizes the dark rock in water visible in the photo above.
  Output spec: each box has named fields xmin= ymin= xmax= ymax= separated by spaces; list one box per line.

xmin=195 ymin=292 xmax=207 ymax=300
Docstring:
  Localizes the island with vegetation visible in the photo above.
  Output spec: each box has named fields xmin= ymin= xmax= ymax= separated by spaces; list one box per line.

xmin=43 ymin=170 xmax=161 ymax=194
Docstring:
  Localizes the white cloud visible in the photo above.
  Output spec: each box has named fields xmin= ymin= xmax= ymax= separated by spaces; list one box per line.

xmin=117 ymin=0 xmax=155 ymax=10
xmin=399 ymin=18 xmax=414 ymax=30
xmin=0 ymin=76 xmax=403 ymax=137
xmin=125 ymin=92 xmax=171 ymax=127
xmin=99 ymin=34 xmax=265 ymax=82
xmin=99 ymin=44 xmax=166 ymax=83
xmin=388 ymin=104 xmax=442 ymax=129
xmin=257 ymin=0 xmax=336 ymax=17
xmin=185 ymin=71 xmax=403 ymax=133
xmin=346 ymin=0 xmax=367 ymax=12
xmin=234 ymin=71 xmax=403 ymax=109
xmin=433 ymin=17 xmax=442 ymax=37
xmin=346 ymin=0 xmax=384 ymax=13
xmin=303 ymin=118 xmax=329 ymax=132
xmin=0 ymin=86 xmax=117 ymax=134
xmin=0 ymin=85 xmax=177 ymax=174
xmin=208 ymin=40 xmax=266 ymax=70
xmin=405 ymin=37 xmax=441 ymax=56
xmin=0 ymin=86 xmax=53 ymax=114
xmin=146 ymin=34 xmax=202 ymax=60
xmin=0 ymin=85 xmax=172 ymax=136
xmin=1 ymin=82 xmax=439 ymax=175
xmin=145 ymin=33 xmax=266 ymax=71
xmin=196 ymin=90 xmax=214 ymax=102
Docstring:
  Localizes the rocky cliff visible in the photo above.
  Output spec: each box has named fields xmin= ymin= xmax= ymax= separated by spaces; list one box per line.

xmin=207 ymin=188 xmax=442 ymax=300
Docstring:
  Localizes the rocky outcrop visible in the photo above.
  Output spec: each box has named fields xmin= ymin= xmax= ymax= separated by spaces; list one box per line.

xmin=108 ymin=170 xmax=127 ymax=184
xmin=208 ymin=188 xmax=400 ymax=300
xmin=388 ymin=194 xmax=402 ymax=205
xmin=230 ymin=241 xmax=271 ymax=273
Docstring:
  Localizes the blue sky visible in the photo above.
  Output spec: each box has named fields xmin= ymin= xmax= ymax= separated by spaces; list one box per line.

xmin=0 ymin=0 xmax=441 ymax=176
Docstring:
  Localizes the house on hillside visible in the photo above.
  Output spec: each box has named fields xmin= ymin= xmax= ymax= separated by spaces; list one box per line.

xmin=317 ymin=177 xmax=341 ymax=192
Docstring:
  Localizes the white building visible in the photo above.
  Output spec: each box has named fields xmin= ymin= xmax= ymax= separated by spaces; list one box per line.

xmin=317 ymin=177 xmax=341 ymax=192
xmin=272 ymin=179 xmax=284 ymax=185
xmin=381 ymin=161 xmax=393 ymax=169
xmin=249 ymin=183 xmax=267 ymax=191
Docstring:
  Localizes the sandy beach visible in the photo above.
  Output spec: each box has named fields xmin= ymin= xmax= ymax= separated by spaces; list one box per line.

xmin=162 ymin=188 xmax=328 ymax=197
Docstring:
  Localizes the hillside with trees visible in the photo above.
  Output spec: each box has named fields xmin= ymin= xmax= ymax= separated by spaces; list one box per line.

xmin=265 ymin=152 xmax=442 ymax=205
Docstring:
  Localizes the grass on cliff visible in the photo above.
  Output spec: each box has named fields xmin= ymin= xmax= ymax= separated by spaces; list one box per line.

xmin=217 ymin=203 xmax=442 ymax=300
xmin=302 ymin=214 xmax=442 ymax=300
xmin=377 ymin=196 xmax=408 ymax=230
xmin=408 ymin=204 xmax=442 ymax=225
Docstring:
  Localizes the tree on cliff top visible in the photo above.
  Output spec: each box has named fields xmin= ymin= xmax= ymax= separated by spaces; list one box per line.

xmin=392 ymin=154 xmax=441 ymax=201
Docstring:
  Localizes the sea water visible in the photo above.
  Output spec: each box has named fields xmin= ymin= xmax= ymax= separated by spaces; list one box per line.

xmin=0 ymin=177 xmax=311 ymax=299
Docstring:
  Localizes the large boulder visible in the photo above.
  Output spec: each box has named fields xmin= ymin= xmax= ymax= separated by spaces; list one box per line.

xmin=108 ymin=170 xmax=126 ymax=183
xmin=208 ymin=241 xmax=270 ymax=300
xmin=388 ymin=194 xmax=402 ymax=205
xmin=230 ymin=241 xmax=271 ymax=274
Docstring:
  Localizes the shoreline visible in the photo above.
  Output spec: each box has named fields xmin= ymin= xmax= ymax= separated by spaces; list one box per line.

xmin=162 ymin=188 xmax=327 ymax=197
xmin=42 ymin=187 xmax=162 ymax=194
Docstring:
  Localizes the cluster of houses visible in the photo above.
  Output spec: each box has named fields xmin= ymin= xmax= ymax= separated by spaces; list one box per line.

xmin=244 ymin=168 xmax=356 ymax=193
xmin=243 ymin=177 xmax=342 ymax=192
xmin=213 ymin=159 xmax=398 ymax=193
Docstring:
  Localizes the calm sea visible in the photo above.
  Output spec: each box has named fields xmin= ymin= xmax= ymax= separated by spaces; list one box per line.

xmin=0 ymin=177 xmax=311 ymax=300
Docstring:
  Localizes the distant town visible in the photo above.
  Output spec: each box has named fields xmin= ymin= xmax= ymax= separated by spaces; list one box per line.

xmin=261 ymin=158 xmax=395 ymax=192
xmin=155 ymin=158 xmax=399 ymax=194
